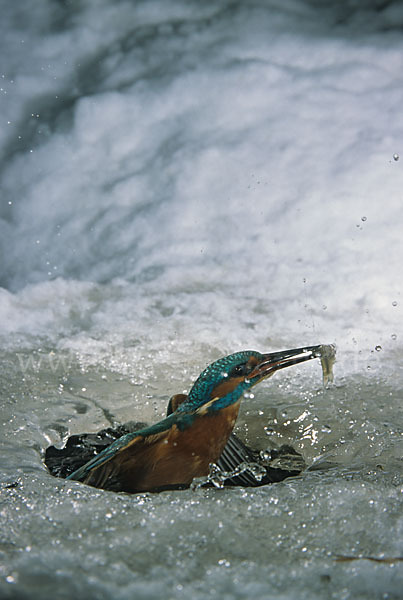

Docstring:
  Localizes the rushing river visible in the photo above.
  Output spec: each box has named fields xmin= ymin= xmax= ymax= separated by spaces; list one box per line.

xmin=1 ymin=1 xmax=402 ymax=598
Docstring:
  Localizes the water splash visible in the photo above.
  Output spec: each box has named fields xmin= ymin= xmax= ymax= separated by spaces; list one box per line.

xmin=191 ymin=461 xmax=266 ymax=490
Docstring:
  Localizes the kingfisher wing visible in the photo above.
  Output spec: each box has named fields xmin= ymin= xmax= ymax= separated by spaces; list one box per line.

xmin=218 ymin=435 xmax=307 ymax=487
xmin=66 ymin=430 xmax=143 ymax=485
xmin=66 ymin=412 xmax=178 ymax=485
xmin=65 ymin=413 xmax=181 ymax=491
xmin=217 ymin=433 xmax=262 ymax=486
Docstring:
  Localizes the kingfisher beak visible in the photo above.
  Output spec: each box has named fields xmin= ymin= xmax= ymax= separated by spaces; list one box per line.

xmin=249 ymin=345 xmax=323 ymax=383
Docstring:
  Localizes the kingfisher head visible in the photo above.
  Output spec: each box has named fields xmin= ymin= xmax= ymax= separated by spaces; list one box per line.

xmin=177 ymin=346 xmax=322 ymax=414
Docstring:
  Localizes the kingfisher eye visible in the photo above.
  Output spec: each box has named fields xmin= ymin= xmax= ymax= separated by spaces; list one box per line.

xmin=229 ymin=363 xmax=248 ymax=377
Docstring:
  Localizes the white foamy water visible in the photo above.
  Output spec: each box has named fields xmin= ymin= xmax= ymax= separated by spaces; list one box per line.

xmin=1 ymin=1 xmax=403 ymax=599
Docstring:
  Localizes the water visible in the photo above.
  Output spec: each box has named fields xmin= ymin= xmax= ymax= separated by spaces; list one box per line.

xmin=1 ymin=1 xmax=403 ymax=598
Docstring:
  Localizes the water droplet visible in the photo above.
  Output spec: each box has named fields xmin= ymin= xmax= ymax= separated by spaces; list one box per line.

xmin=218 ymin=558 xmax=231 ymax=567
xmin=392 ymin=301 xmax=398 ymax=307
xmin=361 ymin=216 xmax=367 ymax=222
xmin=322 ymin=305 xmax=327 ymax=310
xmin=391 ymin=334 xmax=397 ymax=340
xmin=375 ymin=345 xmax=382 ymax=352
xmin=393 ymin=153 xmax=399 ymax=161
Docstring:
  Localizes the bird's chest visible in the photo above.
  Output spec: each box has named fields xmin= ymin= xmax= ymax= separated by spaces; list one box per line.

xmin=169 ymin=401 xmax=241 ymax=466
xmin=120 ymin=401 xmax=241 ymax=491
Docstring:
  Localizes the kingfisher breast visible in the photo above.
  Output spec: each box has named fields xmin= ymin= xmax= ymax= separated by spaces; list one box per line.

xmin=119 ymin=400 xmax=242 ymax=492
xmin=177 ymin=399 xmax=242 ymax=465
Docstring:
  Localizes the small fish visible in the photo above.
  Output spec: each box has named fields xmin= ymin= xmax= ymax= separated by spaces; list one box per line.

xmin=313 ymin=344 xmax=336 ymax=386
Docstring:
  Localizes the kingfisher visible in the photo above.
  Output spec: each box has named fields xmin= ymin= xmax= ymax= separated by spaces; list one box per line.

xmin=65 ymin=345 xmax=330 ymax=493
